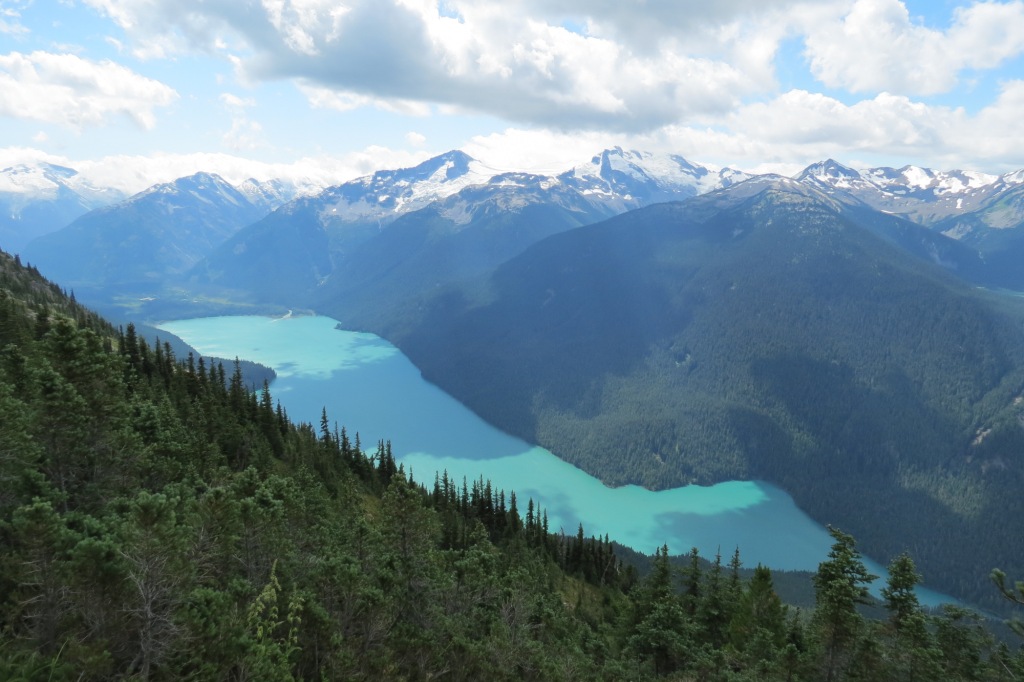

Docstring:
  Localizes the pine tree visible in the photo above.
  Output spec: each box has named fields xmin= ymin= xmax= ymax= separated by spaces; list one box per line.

xmin=681 ymin=546 xmax=702 ymax=616
xmin=812 ymin=526 xmax=877 ymax=682
xmin=627 ymin=545 xmax=692 ymax=676
xmin=881 ymin=552 xmax=942 ymax=681
xmin=698 ymin=550 xmax=730 ymax=648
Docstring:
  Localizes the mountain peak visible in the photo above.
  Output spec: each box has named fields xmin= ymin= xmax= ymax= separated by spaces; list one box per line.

xmin=697 ymin=173 xmax=842 ymax=213
xmin=236 ymin=177 xmax=303 ymax=211
xmin=122 ymin=172 xmax=253 ymax=213
xmin=384 ymin=150 xmax=477 ymax=185
xmin=797 ymin=159 xmax=861 ymax=182
xmin=561 ymin=147 xmax=736 ymax=202
xmin=173 ymin=171 xmax=233 ymax=190
xmin=0 ymin=162 xmax=81 ymax=195
xmin=138 ymin=171 xmax=229 ymax=195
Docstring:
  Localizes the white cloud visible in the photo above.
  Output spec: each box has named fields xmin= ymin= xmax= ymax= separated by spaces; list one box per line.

xmin=218 ymin=93 xmax=264 ymax=151
xmin=220 ymin=92 xmax=256 ymax=108
xmin=32 ymin=130 xmax=47 ymax=143
xmin=676 ymin=84 xmax=1024 ymax=172
xmin=0 ymin=51 xmax=178 ymax=129
xmin=103 ymin=0 xmax=1024 ymax=138
xmin=726 ymin=90 xmax=941 ymax=149
xmin=0 ymin=1 xmax=29 ymax=35
xmin=461 ymin=127 xmax=625 ymax=173
xmin=461 ymin=84 xmax=1024 ymax=175
xmin=0 ymin=145 xmax=435 ymax=195
xmin=74 ymin=0 xmax=839 ymax=132
xmin=275 ymin=2 xmax=773 ymax=130
xmin=299 ymin=83 xmax=431 ymax=116
xmin=804 ymin=0 xmax=1024 ymax=95
xmin=955 ymin=79 xmax=1024 ymax=165
xmin=492 ymin=0 xmax=837 ymax=54
xmin=952 ymin=1 xmax=1024 ymax=69
xmin=17 ymin=0 xmax=1024 ymax=181
xmin=0 ymin=18 xmax=26 ymax=36
xmin=222 ymin=117 xmax=265 ymax=151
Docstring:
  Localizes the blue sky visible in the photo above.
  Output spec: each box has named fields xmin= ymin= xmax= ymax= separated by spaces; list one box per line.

xmin=2 ymin=0 xmax=1024 ymax=193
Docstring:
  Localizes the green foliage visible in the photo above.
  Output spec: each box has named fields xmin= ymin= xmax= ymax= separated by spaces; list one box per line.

xmin=1 ymin=247 xmax=1023 ymax=680
xmin=881 ymin=553 xmax=943 ymax=681
xmin=811 ymin=527 xmax=876 ymax=681
xmin=376 ymin=189 xmax=1024 ymax=610
xmin=244 ymin=561 xmax=302 ymax=680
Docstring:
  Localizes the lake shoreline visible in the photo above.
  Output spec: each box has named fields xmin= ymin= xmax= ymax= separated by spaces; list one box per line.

xmin=157 ymin=313 xmax=960 ymax=608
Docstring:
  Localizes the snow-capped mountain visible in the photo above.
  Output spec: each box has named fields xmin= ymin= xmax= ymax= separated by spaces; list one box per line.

xmin=24 ymin=146 xmax=1024 ymax=317
xmin=301 ymin=170 xmax=630 ymax=321
xmin=188 ymin=159 xmax=615 ymax=306
xmin=0 ymin=163 xmax=125 ymax=254
xmin=559 ymin=147 xmax=747 ymax=211
xmin=187 ymin=148 xmax=742 ymax=308
xmin=309 ymin=150 xmax=494 ymax=228
xmin=267 ymin=147 xmax=745 ymax=237
xmin=236 ymin=177 xmax=308 ymax=212
xmin=23 ymin=172 xmax=273 ymax=294
xmin=0 ymin=162 xmax=315 ymax=259
xmin=795 ymin=159 xmax=1024 ymax=224
xmin=928 ymin=181 xmax=1024 ymax=291
xmin=130 ymin=171 xmax=251 ymax=210
xmin=0 ymin=162 xmax=123 ymax=206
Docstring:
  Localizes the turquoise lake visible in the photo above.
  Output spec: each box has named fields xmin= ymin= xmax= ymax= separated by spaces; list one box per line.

xmin=157 ymin=314 xmax=954 ymax=606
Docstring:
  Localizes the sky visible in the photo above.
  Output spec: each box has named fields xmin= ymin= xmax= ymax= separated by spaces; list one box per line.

xmin=2 ymin=0 xmax=1024 ymax=194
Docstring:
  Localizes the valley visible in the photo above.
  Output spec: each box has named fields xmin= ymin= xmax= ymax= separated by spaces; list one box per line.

xmin=8 ymin=2 xmax=1024 ymax=676
xmin=10 ymin=148 xmax=1024 ymax=614
xmin=157 ymin=313 xmax=960 ymax=608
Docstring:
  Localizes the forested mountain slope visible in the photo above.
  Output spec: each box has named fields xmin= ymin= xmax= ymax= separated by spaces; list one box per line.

xmin=0 ymin=163 xmax=122 ymax=256
xmin=4 ymin=246 xmax=1024 ymax=679
xmin=184 ymin=148 xmax=741 ymax=312
xmin=307 ymin=175 xmax=620 ymax=328
xmin=0 ymin=247 xmax=632 ymax=678
xmin=188 ymin=171 xmax=615 ymax=308
xmin=935 ymin=183 xmax=1024 ymax=291
xmin=364 ymin=183 xmax=1024 ymax=610
xmin=23 ymin=173 xmax=269 ymax=298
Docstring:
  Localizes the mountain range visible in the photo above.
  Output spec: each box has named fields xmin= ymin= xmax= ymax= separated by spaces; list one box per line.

xmin=14 ymin=150 xmax=1024 ymax=308
xmin=796 ymin=158 xmax=1023 ymax=223
xmin=373 ymin=179 xmax=1024 ymax=606
xmin=0 ymin=162 xmax=125 ymax=255
xmin=798 ymin=159 xmax=1024 ymax=291
xmin=11 ymin=147 xmax=1024 ymax=608
xmin=20 ymin=172 xmax=295 ymax=298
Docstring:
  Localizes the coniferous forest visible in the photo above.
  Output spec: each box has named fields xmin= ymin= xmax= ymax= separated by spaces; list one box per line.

xmin=3 ymin=248 xmax=1024 ymax=680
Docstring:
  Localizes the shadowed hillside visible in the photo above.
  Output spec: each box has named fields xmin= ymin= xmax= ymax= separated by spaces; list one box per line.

xmin=359 ymin=184 xmax=1024 ymax=609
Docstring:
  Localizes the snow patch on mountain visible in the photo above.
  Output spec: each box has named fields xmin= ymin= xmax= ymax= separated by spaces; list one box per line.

xmin=317 ymin=151 xmax=496 ymax=225
xmin=801 ymin=161 xmax=1002 ymax=199
xmin=0 ymin=164 xmax=75 ymax=197
xmin=0 ymin=163 xmax=124 ymax=208
xmin=899 ymin=166 xmax=934 ymax=190
xmin=292 ymin=147 xmax=756 ymax=235
xmin=555 ymin=148 xmax=748 ymax=211
xmin=0 ymin=163 xmax=130 ymax=253
xmin=1001 ymin=169 xmax=1024 ymax=185
xmin=237 ymin=178 xmax=307 ymax=211
xmin=795 ymin=160 xmax=1016 ymax=225
xmin=125 ymin=173 xmax=252 ymax=217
